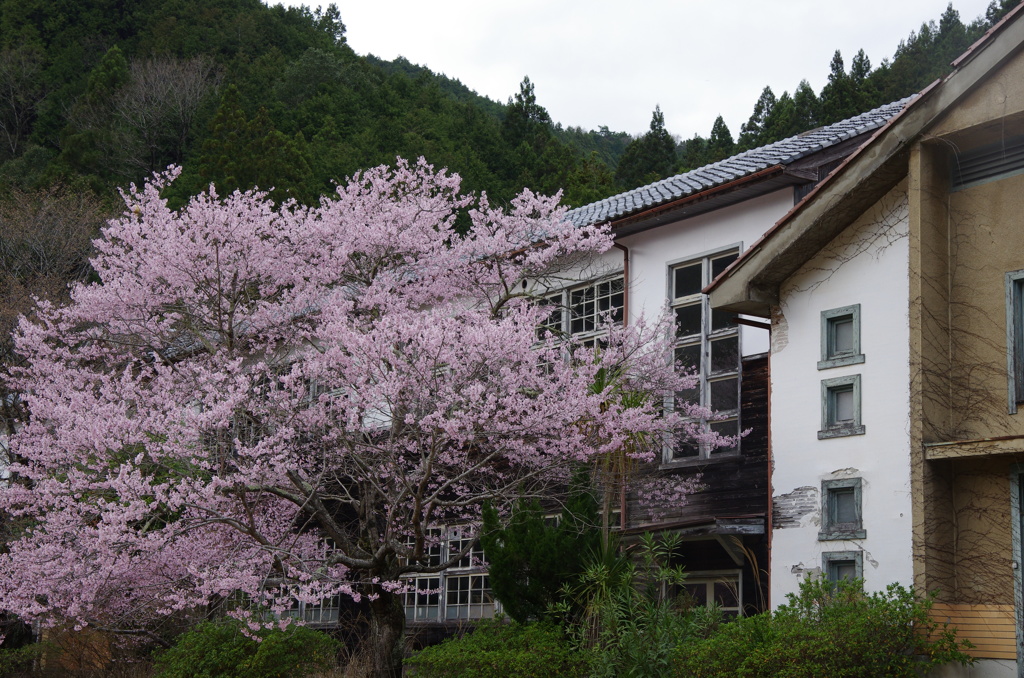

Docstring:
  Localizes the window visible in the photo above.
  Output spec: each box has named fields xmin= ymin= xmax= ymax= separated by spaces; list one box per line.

xmin=819 ymin=375 xmax=865 ymax=439
xmin=677 ymin=571 xmax=742 ymax=617
xmin=400 ymin=527 xmax=443 ymax=568
xmin=445 ymin=574 xmax=496 ymax=619
xmin=670 ymin=249 xmax=740 ymax=461
xmin=541 ymin=276 xmax=624 ymax=344
xmin=822 ymin=551 xmax=863 ymax=582
xmin=403 ymin=576 xmax=441 ymax=622
xmin=1007 ymin=271 xmax=1024 ymax=414
xmin=818 ymin=305 xmax=864 ymax=369
xmin=447 ymin=526 xmax=486 ymax=569
xmin=401 ymin=526 xmax=499 ymax=623
xmin=281 ymin=595 xmax=341 ymax=625
xmin=819 ymin=478 xmax=865 ymax=540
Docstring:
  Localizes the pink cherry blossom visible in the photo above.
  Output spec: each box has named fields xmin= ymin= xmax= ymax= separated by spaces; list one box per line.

xmin=1 ymin=158 xmax=727 ymax=674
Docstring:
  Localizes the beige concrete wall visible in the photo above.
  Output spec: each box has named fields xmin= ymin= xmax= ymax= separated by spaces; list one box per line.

xmin=930 ymin=45 xmax=1024 ymax=141
xmin=940 ymin=171 xmax=1024 ymax=438
xmin=929 ymin=456 xmax=1015 ymax=606
xmin=907 ymin=47 xmax=1024 ymax=625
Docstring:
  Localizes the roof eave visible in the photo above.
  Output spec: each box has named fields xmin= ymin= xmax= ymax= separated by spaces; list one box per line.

xmin=607 ymin=166 xmax=787 ymax=237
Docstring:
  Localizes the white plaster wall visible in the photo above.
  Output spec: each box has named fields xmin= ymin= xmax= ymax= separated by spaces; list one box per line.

xmin=769 ymin=192 xmax=914 ymax=605
xmin=619 ymin=189 xmax=792 ymax=357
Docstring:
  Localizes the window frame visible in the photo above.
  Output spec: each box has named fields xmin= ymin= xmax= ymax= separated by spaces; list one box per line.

xmin=819 ymin=478 xmax=866 ymax=540
xmin=818 ymin=304 xmax=865 ymax=370
xmin=443 ymin=573 xmax=496 ymax=620
xmin=446 ymin=525 xmax=486 ymax=570
xmin=674 ymin=569 xmax=743 ymax=617
xmin=403 ymin=576 xmax=442 ymax=622
xmin=280 ymin=594 xmax=342 ymax=625
xmin=822 ymin=550 xmax=863 ymax=582
xmin=540 ymin=274 xmax=625 ymax=345
xmin=818 ymin=374 xmax=865 ymax=439
xmin=666 ymin=245 xmax=742 ymax=463
xmin=1006 ymin=270 xmax=1024 ymax=414
xmin=400 ymin=525 xmax=500 ymax=623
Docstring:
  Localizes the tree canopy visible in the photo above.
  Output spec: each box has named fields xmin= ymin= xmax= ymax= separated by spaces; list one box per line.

xmin=0 ymin=159 xmax=717 ymax=675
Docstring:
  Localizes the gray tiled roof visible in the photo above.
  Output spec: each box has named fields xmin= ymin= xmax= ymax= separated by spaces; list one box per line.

xmin=566 ymin=97 xmax=913 ymax=228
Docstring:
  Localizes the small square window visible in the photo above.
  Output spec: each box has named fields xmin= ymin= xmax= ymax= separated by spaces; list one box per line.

xmin=1006 ymin=271 xmax=1024 ymax=414
xmin=819 ymin=375 xmax=865 ymax=439
xmin=822 ymin=551 xmax=863 ymax=582
xmin=819 ymin=478 xmax=866 ymax=540
xmin=818 ymin=305 xmax=864 ymax=370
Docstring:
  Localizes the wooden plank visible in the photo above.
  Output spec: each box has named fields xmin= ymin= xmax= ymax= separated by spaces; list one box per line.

xmin=933 ymin=606 xmax=1011 ymax=614
xmin=930 ymin=603 xmax=1017 ymax=660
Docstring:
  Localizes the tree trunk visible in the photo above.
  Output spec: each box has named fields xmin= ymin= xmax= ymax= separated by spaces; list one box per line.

xmin=361 ymin=586 xmax=405 ymax=678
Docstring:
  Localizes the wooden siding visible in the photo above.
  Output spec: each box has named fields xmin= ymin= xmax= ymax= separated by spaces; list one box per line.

xmin=624 ymin=355 xmax=771 ymax=614
xmin=930 ymin=602 xmax=1017 ymax=660
xmin=627 ymin=354 xmax=769 ymax=526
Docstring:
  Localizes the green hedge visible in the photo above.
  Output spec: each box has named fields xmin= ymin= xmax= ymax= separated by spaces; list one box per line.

xmin=673 ymin=578 xmax=973 ymax=678
xmin=404 ymin=619 xmax=591 ymax=678
xmin=153 ymin=620 xmax=340 ymax=678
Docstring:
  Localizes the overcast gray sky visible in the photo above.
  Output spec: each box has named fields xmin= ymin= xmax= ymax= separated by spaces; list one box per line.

xmin=276 ymin=0 xmax=994 ymax=140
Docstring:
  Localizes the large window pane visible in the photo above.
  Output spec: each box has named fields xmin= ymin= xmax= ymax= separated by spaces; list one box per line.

xmin=711 ymin=252 xmax=739 ymax=280
xmin=675 ymin=344 xmax=700 ymax=373
xmin=831 ymin=560 xmax=857 ymax=582
xmin=714 ymin=582 xmax=738 ymax=608
xmin=674 ymin=263 xmax=702 ymax=298
xmin=711 ymin=308 xmax=737 ymax=332
xmin=710 ymin=336 xmax=738 ymax=374
xmin=709 ymin=419 xmax=738 ymax=452
xmin=831 ymin=317 xmax=854 ymax=354
xmin=675 ymin=304 xmax=701 ymax=338
xmin=710 ymin=378 xmax=738 ymax=411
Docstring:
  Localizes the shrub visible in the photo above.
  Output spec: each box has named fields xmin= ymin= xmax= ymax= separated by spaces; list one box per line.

xmin=557 ymin=532 xmax=714 ymax=678
xmin=153 ymin=620 xmax=340 ymax=678
xmin=673 ymin=577 xmax=974 ymax=678
xmin=404 ymin=618 xmax=591 ymax=678
xmin=0 ymin=643 xmax=45 ymax=677
xmin=480 ymin=469 xmax=601 ymax=624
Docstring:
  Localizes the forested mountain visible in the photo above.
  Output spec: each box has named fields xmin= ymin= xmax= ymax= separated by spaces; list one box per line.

xmin=1 ymin=0 xmax=1018 ymax=209
xmin=0 ymin=0 xmax=622 ymax=210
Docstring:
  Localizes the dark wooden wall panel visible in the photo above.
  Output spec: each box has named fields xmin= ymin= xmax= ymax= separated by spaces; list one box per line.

xmin=626 ymin=355 xmax=770 ymax=527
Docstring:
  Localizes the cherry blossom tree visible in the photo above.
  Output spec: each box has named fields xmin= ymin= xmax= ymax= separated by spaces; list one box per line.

xmin=0 ymin=159 xmax=718 ymax=676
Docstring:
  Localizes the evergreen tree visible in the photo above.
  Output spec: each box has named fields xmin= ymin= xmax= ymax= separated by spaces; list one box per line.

xmin=562 ymin=151 xmax=616 ymax=208
xmin=792 ymin=79 xmax=820 ymax=131
xmin=738 ymin=86 xmax=777 ymax=151
xmin=480 ymin=473 xmax=601 ymax=623
xmin=819 ymin=50 xmax=857 ymax=124
xmin=614 ymin=105 xmax=677 ymax=190
xmin=848 ymin=49 xmax=879 ymax=114
xmin=761 ymin=91 xmax=798 ymax=144
xmin=188 ymin=86 xmax=316 ymax=204
xmin=935 ymin=4 xmax=974 ymax=71
xmin=678 ymin=134 xmax=708 ymax=172
xmin=503 ymin=75 xmax=552 ymax=148
xmin=706 ymin=115 xmax=735 ymax=163
xmin=57 ymin=45 xmax=129 ymax=180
